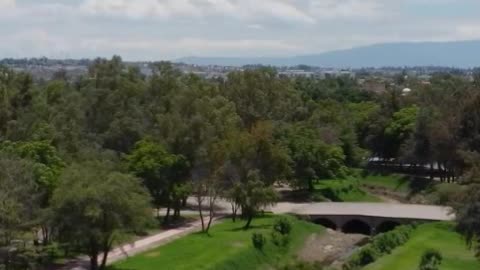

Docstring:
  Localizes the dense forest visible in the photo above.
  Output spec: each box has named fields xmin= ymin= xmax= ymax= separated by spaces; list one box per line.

xmin=1 ymin=56 xmax=480 ymax=270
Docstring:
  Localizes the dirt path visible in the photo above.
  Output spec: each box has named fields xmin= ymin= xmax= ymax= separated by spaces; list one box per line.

xmin=62 ymin=217 xmax=222 ymax=270
xmin=372 ymin=193 xmax=402 ymax=204
xmin=362 ymin=186 xmax=406 ymax=204
xmin=297 ymin=229 xmax=368 ymax=267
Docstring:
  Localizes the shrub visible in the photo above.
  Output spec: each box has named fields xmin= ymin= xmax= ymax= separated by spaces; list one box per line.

xmin=344 ymin=224 xmax=415 ymax=270
xmin=271 ymin=231 xmax=290 ymax=247
xmin=321 ymin=187 xmax=342 ymax=202
xmin=274 ymin=217 xmax=292 ymax=235
xmin=356 ymin=246 xmax=379 ymax=266
xmin=252 ymin=233 xmax=266 ymax=251
xmin=310 ymin=192 xmax=329 ymax=202
xmin=418 ymin=249 xmax=443 ymax=270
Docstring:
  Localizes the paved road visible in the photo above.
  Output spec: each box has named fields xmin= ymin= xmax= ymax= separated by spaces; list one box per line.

xmin=273 ymin=202 xmax=454 ymax=221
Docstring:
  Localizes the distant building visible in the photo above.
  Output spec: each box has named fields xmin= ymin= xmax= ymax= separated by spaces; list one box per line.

xmin=361 ymin=79 xmax=387 ymax=93
xmin=278 ymin=70 xmax=315 ymax=78
xmin=402 ymin=88 xmax=412 ymax=96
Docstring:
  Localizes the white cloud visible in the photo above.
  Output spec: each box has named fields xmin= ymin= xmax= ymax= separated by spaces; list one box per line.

xmin=80 ymin=0 xmax=315 ymax=24
xmin=0 ymin=0 xmax=15 ymax=14
xmin=247 ymin=24 xmax=264 ymax=30
xmin=308 ymin=0 xmax=387 ymax=20
xmin=456 ymin=26 xmax=480 ymax=39
xmin=0 ymin=0 xmax=15 ymax=8
xmin=1 ymin=0 xmax=479 ymax=59
xmin=78 ymin=37 xmax=300 ymax=58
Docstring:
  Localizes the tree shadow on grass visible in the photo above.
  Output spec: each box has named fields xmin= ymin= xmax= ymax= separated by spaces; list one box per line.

xmin=228 ymin=224 xmax=272 ymax=232
xmin=406 ymin=176 xmax=435 ymax=196
xmin=364 ymin=171 xmax=435 ymax=195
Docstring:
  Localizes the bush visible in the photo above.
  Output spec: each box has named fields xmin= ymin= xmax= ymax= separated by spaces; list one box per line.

xmin=344 ymin=225 xmax=415 ymax=270
xmin=418 ymin=249 xmax=443 ymax=270
xmin=357 ymin=246 xmax=379 ymax=265
xmin=271 ymin=231 xmax=290 ymax=247
xmin=274 ymin=217 xmax=292 ymax=236
xmin=252 ymin=233 xmax=267 ymax=251
xmin=372 ymin=225 xmax=414 ymax=254
xmin=310 ymin=192 xmax=329 ymax=202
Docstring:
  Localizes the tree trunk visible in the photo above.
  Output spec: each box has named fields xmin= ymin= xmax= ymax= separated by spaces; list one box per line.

xmin=99 ymin=252 xmax=109 ymax=270
xmin=164 ymin=205 xmax=171 ymax=225
xmin=173 ymin=207 xmax=180 ymax=219
xmin=244 ymin=214 xmax=253 ymax=230
xmin=308 ymin=179 xmax=314 ymax=192
xmin=182 ymin=197 xmax=188 ymax=207
xmin=231 ymin=203 xmax=238 ymax=222
xmin=205 ymin=201 xmax=215 ymax=234
xmin=90 ymin=254 xmax=99 ymax=270
xmin=198 ymin=198 xmax=205 ymax=232
xmin=206 ymin=214 xmax=214 ymax=234
xmin=98 ymin=236 xmax=113 ymax=270
xmin=41 ymin=226 xmax=49 ymax=245
xmin=429 ymin=163 xmax=434 ymax=180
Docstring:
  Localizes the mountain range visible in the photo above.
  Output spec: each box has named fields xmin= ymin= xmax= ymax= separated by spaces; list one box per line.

xmin=177 ymin=40 xmax=480 ymax=68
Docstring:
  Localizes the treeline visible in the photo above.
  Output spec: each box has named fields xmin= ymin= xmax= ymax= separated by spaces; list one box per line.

xmin=2 ymin=56 xmax=480 ymax=269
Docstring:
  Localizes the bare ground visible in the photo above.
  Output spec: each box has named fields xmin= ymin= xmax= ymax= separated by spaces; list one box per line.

xmin=297 ymin=229 xmax=368 ymax=268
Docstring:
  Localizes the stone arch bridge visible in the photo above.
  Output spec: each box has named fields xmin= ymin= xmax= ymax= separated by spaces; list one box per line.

xmin=271 ymin=202 xmax=454 ymax=235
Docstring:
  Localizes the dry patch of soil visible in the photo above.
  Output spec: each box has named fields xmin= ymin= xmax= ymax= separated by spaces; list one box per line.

xmin=144 ymin=251 xmax=161 ymax=257
xmin=297 ymin=229 xmax=368 ymax=267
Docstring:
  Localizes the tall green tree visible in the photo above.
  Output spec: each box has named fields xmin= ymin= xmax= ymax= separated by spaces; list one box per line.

xmin=0 ymin=155 xmax=38 ymax=246
xmin=280 ymin=124 xmax=347 ymax=191
xmin=237 ymin=170 xmax=278 ymax=229
xmin=127 ymin=139 xmax=189 ymax=222
xmin=0 ymin=141 xmax=64 ymax=244
xmin=222 ymin=68 xmax=301 ymax=128
xmin=51 ymin=162 xmax=152 ymax=270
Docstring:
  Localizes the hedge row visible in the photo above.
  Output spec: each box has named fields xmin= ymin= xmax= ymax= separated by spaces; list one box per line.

xmin=343 ymin=224 xmax=417 ymax=270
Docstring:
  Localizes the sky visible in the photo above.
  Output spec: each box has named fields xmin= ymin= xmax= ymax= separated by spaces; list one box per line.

xmin=1 ymin=0 xmax=480 ymax=60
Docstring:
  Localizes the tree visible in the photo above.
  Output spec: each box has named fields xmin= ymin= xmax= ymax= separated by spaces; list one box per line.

xmin=384 ymin=106 xmax=419 ymax=160
xmin=0 ymin=155 xmax=38 ymax=246
xmin=127 ymin=139 xmax=189 ymax=223
xmin=51 ymin=162 xmax=152 ymax=270
xmin=0 ymin=141 xmax=64 ymax=244
xmin=400 ymin=108 xmax=435 ymax=176
xmin=455 ymin=186 xmax=480 ymax=259
xmin=216 ymin=122 xmax=288 ymax=228
xmin=222 ymin=68 xmax=301 ymax=128
xmin=1 ymin=141 xmax=64 ymax=201
xmin=280 ymin=124 xmax=347 ymax=191
xmin=238 ymin=171 xmax=278 ymax=229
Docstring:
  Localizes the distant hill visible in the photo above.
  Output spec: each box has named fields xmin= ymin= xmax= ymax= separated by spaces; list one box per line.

xmin=177 ymin=40 xmax=480 ymax=68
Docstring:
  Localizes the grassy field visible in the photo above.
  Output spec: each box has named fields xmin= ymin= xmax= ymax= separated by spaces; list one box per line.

xmin=359 ymin=174 xmax=411 ymax=192
xmin=358 ymin=173 xmax=466 ymax=204
xmin=112 ymin=215 xmax=323 ymax=270
xmin=363 ymin=223 xmax=480 ymax=270
xmin=314 ymin=179 xmax=383 ymax=202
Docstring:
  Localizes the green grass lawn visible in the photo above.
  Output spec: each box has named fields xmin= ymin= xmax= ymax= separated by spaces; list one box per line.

xmin=358 ymin=173 xmax=466 ymax=204
xmin=314 ymin=179 xmax=383 ymax=202
xmin=112 ymin=215 xmax=323 ymax=270
xmin=363 ymin=223 xmax=480 ymax=270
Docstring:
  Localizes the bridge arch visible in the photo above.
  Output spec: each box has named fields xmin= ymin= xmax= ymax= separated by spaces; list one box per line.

xmin=376 ymin=221 xmax=401 ymax=234
xmin=314 ymin=218 xmax=337 ymax=230
xmin=342 ymin=219 xmax=371 ymax=235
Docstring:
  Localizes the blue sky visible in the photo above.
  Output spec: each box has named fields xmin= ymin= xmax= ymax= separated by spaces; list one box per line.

xmin=1 ymin=0 xmax=479 ymax=60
